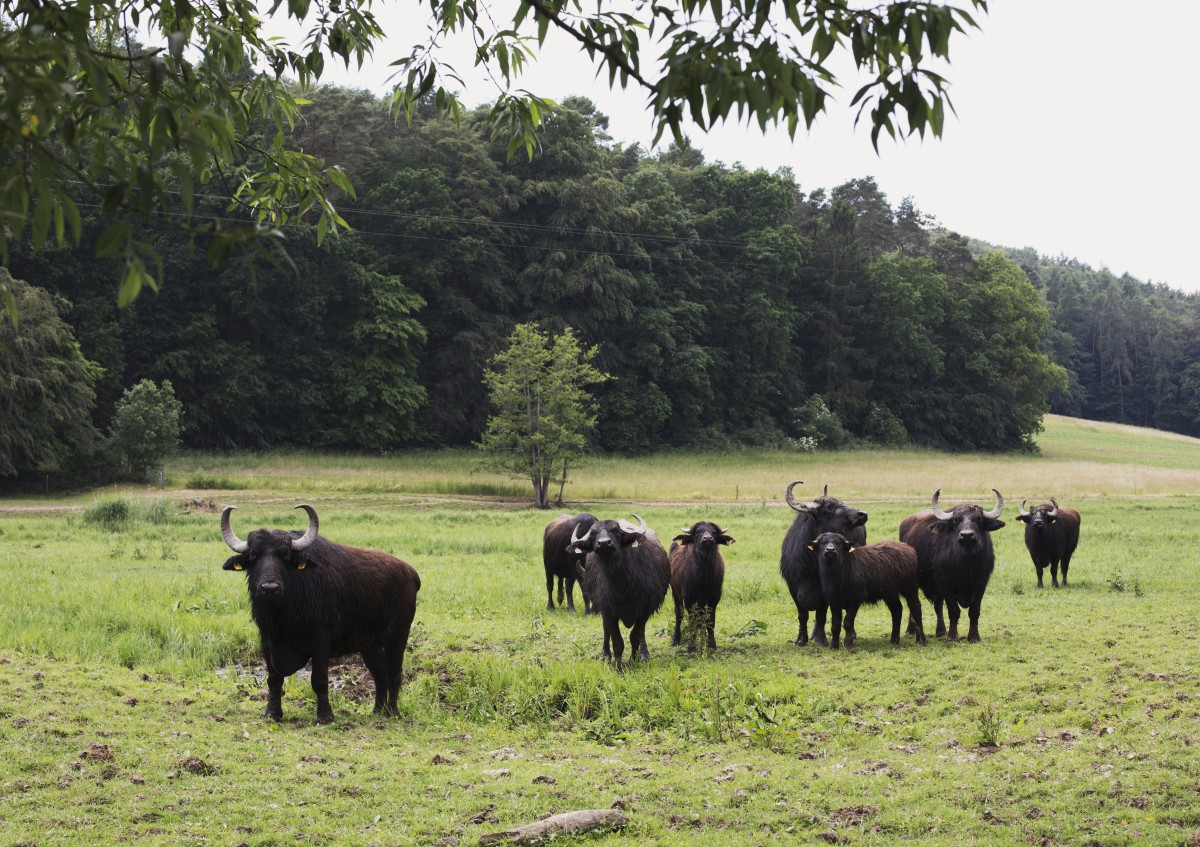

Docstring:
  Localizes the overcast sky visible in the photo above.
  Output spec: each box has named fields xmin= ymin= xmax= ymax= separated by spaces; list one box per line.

xmin=281 ymin=1 xmax=1200 ymax=292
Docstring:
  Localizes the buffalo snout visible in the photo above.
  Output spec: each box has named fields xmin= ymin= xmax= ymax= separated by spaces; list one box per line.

xmin=958 ymin=529 xmax=977 ymax=545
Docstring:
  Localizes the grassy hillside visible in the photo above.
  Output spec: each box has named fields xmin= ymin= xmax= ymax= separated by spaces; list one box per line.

xmin=2 ymin=415 xmax=1199 ymax=845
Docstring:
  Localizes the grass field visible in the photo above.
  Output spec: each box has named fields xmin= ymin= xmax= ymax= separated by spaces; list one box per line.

xmin=2 ymin=415 xmax=1199 ymax=846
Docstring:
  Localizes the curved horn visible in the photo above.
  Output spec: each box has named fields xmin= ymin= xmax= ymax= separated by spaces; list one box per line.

xmin=1019 ymin=499 xmax=1030 ymax=518
xmin=221 ymin=506 xmax=249 ymax=554
xmin=618 ymin=513 xmax=648 ymax=536
xmin=1048 ymin=498 xmax=1059 ymax=517
xmin=784 ymin=480 xmax=810 ymax=513
xmin=290 ymin=503 xmax=319 ymax=551
xmin=822 ymin=484 xmax=829 ymax=497
xmin=984 ymin=489 xmax=1004 ymax=519
xmin=930 ymin=489 xmax=954 ymax=521
xmin=569 ymin=521 xmax=591 ymax=549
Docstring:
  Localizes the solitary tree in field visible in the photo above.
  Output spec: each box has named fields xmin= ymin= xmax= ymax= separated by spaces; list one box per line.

xmin=478 ymin=324 xmax=609 ymax=509
xmin=110 ymin=379 xmax=183 ymax=479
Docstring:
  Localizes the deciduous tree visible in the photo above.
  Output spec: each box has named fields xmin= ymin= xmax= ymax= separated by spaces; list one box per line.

xmin=478 ymin=324 xmax=609 ymax=508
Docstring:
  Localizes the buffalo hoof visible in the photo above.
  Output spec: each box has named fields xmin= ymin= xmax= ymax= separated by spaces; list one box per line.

xmin=263 ymin=709 xmax=283 ymax=722
xmin=316 ymin=711 xmax=336 ymax=725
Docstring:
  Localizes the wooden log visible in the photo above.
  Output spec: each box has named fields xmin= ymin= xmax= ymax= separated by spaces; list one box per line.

xmin=479 ymin=809 xmax=629 ymax=845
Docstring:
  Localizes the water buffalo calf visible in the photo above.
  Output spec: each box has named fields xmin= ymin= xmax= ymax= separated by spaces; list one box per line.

xmin=1017 ymin=499 xmax=1081 ymax=587
xmin=669 ymin=521 xmax=734 ymax=652
xmin=813 ymin=533 xmax=925 ymax=649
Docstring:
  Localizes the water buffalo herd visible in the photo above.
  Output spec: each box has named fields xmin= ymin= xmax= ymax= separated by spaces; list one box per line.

xmin=219 ymin=484 xmax=1081 ymax=720
xmin=540 ymin=481 xmax=1081 ymax=666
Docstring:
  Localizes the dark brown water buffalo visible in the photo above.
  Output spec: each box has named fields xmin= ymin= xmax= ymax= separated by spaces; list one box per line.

xmin=570 ymin=515 xmax=670 ymax=671
xmin=812 ymin=532 xmax=925 ymax=649
xmin=221 ymin=504 xmax=420 ymax=724
xmin=669 ymin=520 xmax=734 ymax=652
xmin=1017 ymin=499 xmax=1081 ymax=587
xmin=899 ymin=489 xmax=1004 ymax=643
xmin=542 ymin=512 xmax=597 ymax=612
xmin=779 ymin=482 xmax=868 ymax=646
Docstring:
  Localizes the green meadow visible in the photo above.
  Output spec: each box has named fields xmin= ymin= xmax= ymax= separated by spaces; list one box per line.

xmin=2 ymin=415 xmax=1199 ymax=845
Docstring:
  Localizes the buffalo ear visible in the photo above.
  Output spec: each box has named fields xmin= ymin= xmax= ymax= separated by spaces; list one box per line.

xmin=718 ymin=535 xmax=735 ymax=545
xmin=222 ymin=555 xmax=246 ymax=572
xmin=672 ymin=533 xmax=692 ymax=545
xmin=1016 ymin=513 xmax=1031 ymax=523
xmin=986 ymin=518 xmax=1006 ymax=532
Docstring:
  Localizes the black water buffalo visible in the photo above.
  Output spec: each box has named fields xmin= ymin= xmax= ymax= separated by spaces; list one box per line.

xmin=1017 ymin=499 xmax=1081 ymax=588
xmin=570 ymin=515 xmax=670 ymax=671
xmin=221 ymin=504 xmax=420 ymax=724
xmin=812 ymin=532 xmax=925 ymax=649
xmin=779 ymin=482 xmax=868 ymax=646
xmin=542 ymin=513 xmax=597 ymax=612
xmin=669 ymin=521 xmax=735 ymax=652
xmin=899 ymin=489 xmax=1004 ymax=643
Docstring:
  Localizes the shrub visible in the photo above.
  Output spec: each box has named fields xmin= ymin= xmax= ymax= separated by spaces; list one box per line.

xmin=110 ymin=380 xmax=183 ymax=478
xmin=791 ymin=395 xmax=850 ymax=448
xmin=865 ymin=404 xmax=908 ymax=446
xmin=83 ymin=496 xmax=176 ymax=531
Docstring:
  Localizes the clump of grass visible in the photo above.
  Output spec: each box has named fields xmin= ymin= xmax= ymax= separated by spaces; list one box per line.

xmin=977 ymin=703 xmax=1002 ymax=747
xmin=1108 ymin=571 xmax=1143 ymax=595
xmin=83 ymin=497 xmax=133 ymax=530
xmin=82 ymin=496 xmax=177 ymax=531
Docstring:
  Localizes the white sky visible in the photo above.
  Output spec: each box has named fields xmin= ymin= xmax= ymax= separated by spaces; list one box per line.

xmin=279 ymin=0 xmax=1200 ymax=292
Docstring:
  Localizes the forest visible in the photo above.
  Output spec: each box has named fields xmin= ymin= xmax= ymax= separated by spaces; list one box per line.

xmin=4 ymin=86 xmax=1199 ymax=479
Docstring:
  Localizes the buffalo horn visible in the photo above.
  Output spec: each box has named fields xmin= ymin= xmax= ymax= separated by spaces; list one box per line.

xmin=930 ymin=489 xmax=954 ymax=521
xmin=220 ymin=506 xmax=249 ymax=554
xmin=1049 ymin=498 xmax=1059 ymax=516
xmin=618 ymin=514 xmax=648 ymax=536
xmin=290 ymin=503 xmax=319 ymax=551
xmin=1019 ymin=499 xmax=1030 ymax=518
xmin=784 ymin=480 xmax=817 ymax=513
xmin=984 ymin=489 xmax=1005 ymax=519
xmin=569 ymin=522 xmax=591 ymax=549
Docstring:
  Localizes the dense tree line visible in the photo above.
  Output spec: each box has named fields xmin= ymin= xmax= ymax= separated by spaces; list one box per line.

xmin=4 ymin=86 xmax=1196 ymax=480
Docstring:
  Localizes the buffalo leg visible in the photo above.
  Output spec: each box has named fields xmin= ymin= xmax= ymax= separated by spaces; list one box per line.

xmin=264 ymin=665 xmax=285 ymax=722
xmin=706 ymin=605 xmax=717 ymax=651
xmin=946 ymin=602 xmax=961 ymax=642
xmin=904 ymin=590 xmax=926 ymax=645
xmin=262 ymin=641 xmax=306 ymax=721
xmin=1034 ymin=560 xmax=1045 ymax=588
xmin=932 ymin=598 xmax=946 ymax=637
xmin=362 ymin=646 xmax=390 ymax=715
xmin=556 ymin=576 xmax=566 ymax=607
xmin=795 ymin=606 xmax=810 ymax=647
xmin=967 ymin=600 xmax=983 ymax=643
xmin=842 ymin=607 xmax=858 ymax=650
xmin=631 ymin=618 xmax=651 ymax=663
xmin=672 ymin=593 xmax=683 ymax=647
xmin=1061 ymin=551 xmax=1072 ymax=586
xmin=310 ymin=647 xmax=336 ymax=724
xmin=545 ymin=570 xmax=556 ymax=610
xmin=600 ymin=614 xmax=617 ymax=663
xmin=811 ymin=605 xmax=830 ymax=646
xmin=564 ymin=574 xmax=577 ymax=611
xmin=829 ymin=606 xmax=843 ymax=649
xmin=885 ymin=597 xmax=903 ymax=645
xmin=604 ymin=616 xmax=625 ymax=671
xmin=1050 ymin=559 xmax=1060 ymax=588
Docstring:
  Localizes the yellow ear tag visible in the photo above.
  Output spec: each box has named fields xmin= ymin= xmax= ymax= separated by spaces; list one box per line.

xmin=849 ymin=546 xmax=856 ymax=553
xmin=297 ymin=561 xmax=307 ymax=570
xmin=573 ymin=548 xmax=583 ymax=554
xmin=631 ymin=540 xmax=639 ymax=548
xmin=233 ymin=563 xmax=244 ymax=571
xmin=807 ymin=544 xmax=815 ymax=551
